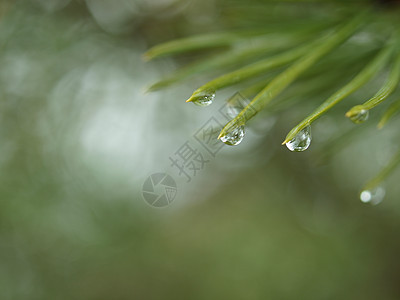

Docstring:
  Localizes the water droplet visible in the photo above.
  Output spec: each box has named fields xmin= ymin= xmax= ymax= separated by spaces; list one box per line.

xmin=286 ymin=125 xmax=312 ymax=152
xmin=220 ymin=125 xmax=245 ymax=146
xmin=192 ymin=90 xmax=215 ymax=107
xmin=360 ymin=187 xmax=385 ymax=205
xmin=349 ymin=109 xmax=369 ymax=124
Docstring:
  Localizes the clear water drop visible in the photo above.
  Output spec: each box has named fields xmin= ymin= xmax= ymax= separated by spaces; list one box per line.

xmin=220 ymin=125 xmax=245 ymax=146
xmin=349 ymin=109 xmax=369 ymax=124
xmin=360 ymin=187 xmax=385 ymax=205
xmin=192 ymin=90 xmax=216 ymax=107
xmin=286 ymin=125 xmax=312 ymax=152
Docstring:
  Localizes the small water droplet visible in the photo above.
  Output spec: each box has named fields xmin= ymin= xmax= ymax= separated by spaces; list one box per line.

xmin=360 ymin=187 xmax=385 ymax=205
xmin=349 ymin=109 xmax=369 ymax=124
xmin=286 ymin=125 xmax=312 ymax=152
xmin=220 ymin=125 xmax=245 ymax=146
xmin=192 ymin=90 xmax=216 ymax=107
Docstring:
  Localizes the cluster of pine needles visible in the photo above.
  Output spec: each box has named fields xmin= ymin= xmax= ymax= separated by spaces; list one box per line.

xmin=144 ymin=0 xmax=400 ymax=201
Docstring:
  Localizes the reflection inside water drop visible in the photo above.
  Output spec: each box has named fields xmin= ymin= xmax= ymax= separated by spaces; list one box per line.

xmin=349 ymin=109 xmax=369 ymax=124
xmin=220 ymin=125 xmax=245 ymax=146
xmin=192 ymin=90 xmax=216 ymax=107
xmin=286 ymin=125 xmax=312 ymax=152
xmin=360 ymin=187 xmax=385 ymax=205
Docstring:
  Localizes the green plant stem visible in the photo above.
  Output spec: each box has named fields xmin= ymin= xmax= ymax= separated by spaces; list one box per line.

xmin=217 ymin=14 xmax=366 ymax=139
xmin=143 ymin=24 xmax=327 ymax=61
xmin=143 ymin=30 xmax=263 ymax=61
xmin=236 ymin=41 xmax=375 ymax=100
xmin=239 ymin=77 xmax=274 ymax=99
xmin=147 ymin=34 xmax=308 ymax=91
xmin=186 ymin=39 xmax=321 ymax=102
xmin=345 ymin=51 xmax=400 ymax=120
xmin=282 ymin=36 xmax=394 ymax=145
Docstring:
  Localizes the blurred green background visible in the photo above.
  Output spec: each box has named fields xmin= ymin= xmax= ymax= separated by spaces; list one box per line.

xmin=1 ymin=0 xmax=400 ymax=299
